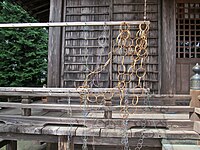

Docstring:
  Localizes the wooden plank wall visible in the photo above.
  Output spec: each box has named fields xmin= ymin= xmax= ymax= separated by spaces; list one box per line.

xmin=176 ymin=58 xmax=199 ymax=94
xmin=111 ymin=0 xmax=159 ymax=92
xmin=62 ymin=0 xmax=111 ymax=88
xmin=160 ymin=0 xmax=176 ymax=94
xmin=62 ymin=0 xmax=159 ymax=93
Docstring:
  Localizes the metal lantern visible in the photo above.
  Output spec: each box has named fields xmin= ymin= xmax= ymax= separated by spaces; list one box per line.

xmin=190 ymin=63 xmax=200 ymax=90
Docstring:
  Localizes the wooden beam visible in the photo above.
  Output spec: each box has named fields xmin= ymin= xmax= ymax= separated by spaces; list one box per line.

xmin=0 ymin=92 xmax=191 ymax=100
xmin=6 ymin=141 xmax=17 ymax=150
xmin=0 ymin=115 xmax=193 ymax=130
xmin=47 ymin=0 xmax=63 ymax=91
xmin=160 ymin=0 xmax=176 ymax=95
xmin=73 ymin=137 xmax=162 ymax=147
xmin=0 ymin=102 xmax=194 ymax=113
xmin=177 ymin=0 xmax=200 ymax=3
xmin=0 ymin=140 xmax=9 ymax=148
xmin=0 ymin=133 xmax=57 ymax=143
xmin=58 ymin=136 xmax=74 ymax=150
xmin=31 ymin=3 xmax=50 ymax=11
xmin=58 ymin=136 xmax=67 ymax=150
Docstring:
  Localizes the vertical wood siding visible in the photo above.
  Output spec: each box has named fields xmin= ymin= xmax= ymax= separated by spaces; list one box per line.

xmin=62 ymin=0 xmax=159 ymax=93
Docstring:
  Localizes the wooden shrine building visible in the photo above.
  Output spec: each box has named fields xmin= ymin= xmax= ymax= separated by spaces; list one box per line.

xmin=47 ymin=0 xmax=200 ymax=95
xmin=0 ymin=0 xmax=200 ymax=150
xmin=14 ymin=0 xmax=200 ymax=94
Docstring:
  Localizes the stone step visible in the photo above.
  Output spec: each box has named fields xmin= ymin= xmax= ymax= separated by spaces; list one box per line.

xmin=162 ymin=144 xmax=200 ymax=150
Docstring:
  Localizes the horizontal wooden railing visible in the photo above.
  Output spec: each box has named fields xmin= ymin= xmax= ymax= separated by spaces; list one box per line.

xmin=0 ymin=102 xmax=194 ymax=112
xmin=0 ymin=87 xmax=192 ymax=119
xmin=0 ymin=87 xmax=191 ymax=99
xmin=0 ymin=87 xmax=199 ymax=150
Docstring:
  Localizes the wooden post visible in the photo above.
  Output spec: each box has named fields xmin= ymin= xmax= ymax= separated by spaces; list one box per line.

xmin=0 ymin=140 xmax=9 ymax=149
xmin=6 ymin=141 xmax=17 ymax=150
xmin=58 ymin=136 xmax=74 ymax=150
xmin=160 ymin=0 xmax=176 ymax=95
xmin=46 ymin=143 xmax=58 ymax=150
xmin=104 ymin=99 xmax=112 ymax=119
xmin=21 ymin=96 xmax=31 ymax=116
xmin=47 ymin=0 xmax=64 ymax=102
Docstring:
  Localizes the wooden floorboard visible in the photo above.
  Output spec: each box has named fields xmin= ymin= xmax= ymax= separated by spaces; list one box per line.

xmin=43 ymin=111 xmax=65 ymax=117
xmin=88 ymin=112 xmax=190 ymax=119
xmin=0 ymin=102 xmax=194 ymax=113
xmin=0 ymin=115 xmax=194 ymax=130
xmin=0 ymin=103 xmax=198 ymax=148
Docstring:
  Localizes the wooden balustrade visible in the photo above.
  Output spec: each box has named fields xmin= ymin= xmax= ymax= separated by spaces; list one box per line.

xmin=0 ymin=87 xmax=198 ymax=150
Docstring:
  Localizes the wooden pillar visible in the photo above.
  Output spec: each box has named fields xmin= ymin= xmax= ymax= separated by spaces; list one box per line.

xmin=58 ymin=136 xmax=74 ymax=150
xmin=48 ymin=0 xmax=64 ymax=102
xmin=6 ymin=141 xmax=17 ymax=150
xmin=21 ymin=96 xmax=31 ymax=116
xmin=47 ymin=0 xmax=63 ymax=88
xmin=160 ymin=0 xmax=176 ymax=94
xmin=104 ymin=92 xmax=113 ymax=119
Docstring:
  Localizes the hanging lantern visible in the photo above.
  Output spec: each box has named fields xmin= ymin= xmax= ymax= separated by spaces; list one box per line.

xmin=190 ymin=63 xmax=200 ymax=90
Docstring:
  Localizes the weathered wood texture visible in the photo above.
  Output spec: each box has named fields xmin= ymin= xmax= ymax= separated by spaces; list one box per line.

xmin=0 ymin=102 xmax=194 ymax=113
xmin=14 ymin=0 xmax=50 ymax=22
xmin=62 ymin=0 xmax=159 ymax=93
xmin=58 ymin=136 xmax=73 ymax=150
xmin=0 ymin=124 xmax=198 ymax=140
xmin=21 ymin=96 xmax=31 ymax=116
xmin=0 ymin=131 xmax=198 ymax=149
xmin=48 ymin=0 xmax=63 ymax=88
xmin=175 ymin=1 xmax=200 ymax=94
xmin=0 ymin=87 xmax=191 ymax=105
xmin=176 ymin=59 xmax=200 ymax=94
xmin=190 ymin=90 xmax=200 ymax=108
xmin=0 ymin=87 xmax=146 ymax=93
xmin=161 ymin=0 xmax=176 ymax=94
xmin=0 ymin=133 xmax=58 ymax=143
xmin=0 ymin=87 xmax=198 ymax=148
xmin=0 ymin=140 xmax=9 ymax=149
xmin=6 ymin=140 xmax=17 ymax=150
xmin=0 ymin=114 xmax=193 ymax=130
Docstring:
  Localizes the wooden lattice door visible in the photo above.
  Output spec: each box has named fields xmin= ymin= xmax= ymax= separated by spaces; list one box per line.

xmin=176 ymin=0 xmax=200 ymax=94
